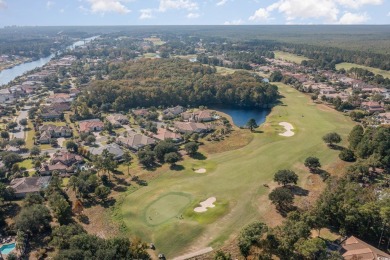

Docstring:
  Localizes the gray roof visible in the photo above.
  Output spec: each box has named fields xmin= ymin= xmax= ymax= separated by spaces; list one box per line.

xmin=9 ymin=176 xmax=51 ymax=194
xmin=89 ymin=143 xmax=124 ymax=159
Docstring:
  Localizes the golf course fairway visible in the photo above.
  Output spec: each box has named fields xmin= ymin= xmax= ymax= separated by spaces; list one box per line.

xmin=119 ymin=83 xmax=355 ymax=257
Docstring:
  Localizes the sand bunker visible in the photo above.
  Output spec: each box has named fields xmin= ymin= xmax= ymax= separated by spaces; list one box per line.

xmin=279 ymin=122 xmax=295 ymax=137
xmin=194 ymin=168 xmax=206 ymax=173
xmin=194 ymin=197 xmax=216 ymax=212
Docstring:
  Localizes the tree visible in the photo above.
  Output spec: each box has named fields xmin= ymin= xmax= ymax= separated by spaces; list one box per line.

xmin=66 ymin=140 xmax=78 ymax=153
xmin=304 ymin=157 xmax=321 ymax=172
xmin=268 ymin=187 xmax=294 ymax=210
xmin=51 ymin=224 xmax=85 ymax=250
xmin=95 ymin=186 xmax=110 ymax=201
xmin=191 ymin=133 xmax=199 ymax=142
xmin=1 ymin=131 xmax=9 ymax=140
xmin=15 ymin=204 xmax=51 ymax=235
xmin=339 ymin=149 xmax=355 ymax=162
xmin=7 ymin=121 xmax=18 ymax=131
xmin=122 ymin=151 xmax=132 ymax=176
xmin=138 ymin=150 xmax=155 ymax=167
xmin=23 ymin=193 xmax=44 ymax=207
xmin=164 ymin=152 xmax=180 ymax=166
xmin=238 ymin=221 xmax=268 ymax=257
xmin=50 ymin=138 xmax=58 ymax=147
xmin=49 ymin=193 xmax=72 ymax=225
xmin=2 ymin=152 xmax=22 ymax=168
xmin=246 ymin=118 xmax=258 ymax=132
xmin=348 ymin=125 xmax=364 ymax=150
xmin=270 ymin=70 xmax=283 ymax=82
xmin=274 ymin=169 xmax=298 ymax=186
xmin=153 ymin=141 xmax=177 ymax=162
xmin=184 ymin=142 xmax=199 ymax=156
xmin=85 ymin=135 xmax=96 ymax=145
xmin=322 ymin=132 xmax=342 ymax=146
xmin=214 ymin=250 xmax=232 ymax=260
xmin=30 ymin=145 xmax=41 ymax=157
xmin=19 ymin=118 xmax=28 ymax=127
xmin=9 ymin=138 xmax=25 ymax=149
xmin=295 ymin=238 xmax=326 ymax=259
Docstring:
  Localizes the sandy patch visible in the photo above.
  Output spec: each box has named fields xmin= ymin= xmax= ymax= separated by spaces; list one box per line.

xmin=194 ymin=168 xmax=206 ymax=173
xmin=279 ymin=122 xmax=294 ymax=137
xmin=194 ymin=197 xmax=216 ymax=213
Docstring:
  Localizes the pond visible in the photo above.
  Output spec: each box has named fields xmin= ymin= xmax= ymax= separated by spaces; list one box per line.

xmin=0 ymin=243 xmax=16 ymax=255
xmin=213 ymin=106 xmax=271 ymax=127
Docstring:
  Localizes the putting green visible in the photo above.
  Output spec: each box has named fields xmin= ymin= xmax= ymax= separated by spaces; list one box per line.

xmin=119 ymin=83 xmax=355 ymax=257
xmin=144 ymin=193 xmax=191 ymax=226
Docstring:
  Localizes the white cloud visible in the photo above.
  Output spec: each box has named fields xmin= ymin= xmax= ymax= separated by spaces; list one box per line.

xmin=269 ymin=0 xmax=339 ymax=22
xmin=86 ymin=0 xmax=131 ymax=14
xmin=224 ymin=19 xmax=244 ymax=25
xmin=336 ymin=0 xmax=383 ymax=9
xmin=159 ymin=0 xmax=198 ymax=12
xmin=0 ymin=0 xmax=7 ymax=9
xmin=187 ymin=12 xmax=200 ymax=18
xmin=47 ymin=1 xmax=54 ymax=9
xmin=249 ymin=8 xmax=270 ymax=21
xmin=338 ymin=12 xmax=369 ymax=23
xmin=216 ymin=0 xmax=228 ymax=6
xmin=139 ymin=9 xmax=153 ymax=19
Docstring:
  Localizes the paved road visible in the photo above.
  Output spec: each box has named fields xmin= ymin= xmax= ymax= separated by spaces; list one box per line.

xmin=10 ymin=108 xmax=29 ymax=139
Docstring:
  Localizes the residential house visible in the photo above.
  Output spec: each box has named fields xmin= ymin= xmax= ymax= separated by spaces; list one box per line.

xmin=9 ymin=176 xmax=51 ymax=198
xmin=153 ymin=128 xmax=182 ymax=142
xmin=40 ymin=107 xmax=63 ymax=120
xmin=79 ymin=119 xmax=104 ymax=133
xmin=117 ymin=131 xmax=155 ymax=151
xmin=89 ymin=143 xmax=124 ymax=160
xmin=361 ymin=101 xmax=384 ymax=113
xmin=0 ymin=88 xmax=14 ymax=103
xmin=182 ymin=110 xmax=214 ymax=123
xmin=38 ymin=124 xmax=72 ymax=144
xmin=340 ymin=236 xmax=390 ymax=260
xmin=162 ymin=106 xmax=184 ymax=119
xmin=106 ymin=114 xmax=129 ymax=128
xmin=174 ymin=122 xmax=209 ymax=134
xmin=378 ymin=112 xmax=390 ymax=125
xmin=46 ymin=93 xmax=73 ymax=104
xmin=132 ymin=109 xmax=149 ymax=117
xmin=39 ymin=151 xmax=84 ymax=176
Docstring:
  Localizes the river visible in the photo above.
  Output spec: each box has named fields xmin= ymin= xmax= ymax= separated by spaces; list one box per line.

xmin=0 ymin=36 xmax=99 ymax=86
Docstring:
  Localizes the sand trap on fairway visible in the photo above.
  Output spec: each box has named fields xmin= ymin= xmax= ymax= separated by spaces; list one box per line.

xmin=194 ymin=197 xmax=216 ymax=212
xmin=194 ymin=168 xmax=206 ymax=173
xmin=279 ymin=122 xmax=294 ymax=137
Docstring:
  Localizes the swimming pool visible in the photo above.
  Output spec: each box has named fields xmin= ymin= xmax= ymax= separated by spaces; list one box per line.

xmin=0 ymin=243 xmax=16 ymax=255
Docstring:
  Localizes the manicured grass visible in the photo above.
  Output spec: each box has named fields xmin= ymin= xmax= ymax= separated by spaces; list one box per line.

xmin=25 ymin=121 xmax=35 ymax=149
xmin=18 ymin=159 xmax=34 ymax=170
xmin=336 ymin=62 xmax=390 ymax=79
xmin=119 ymin=83 xmax=355 ymax=257
xmin=274 ymin=51 xmax=309 ymax=64
xmin=144 ymin=192 xmax=191 ymax=226
xmin=40 ymin=144 xmax=53 ymax=150
xmin=215 ymin=66 xmax=243 ymax=75
xmin=62 ymin=177 xmax=69 ymax=187
xmin=143 ymin=53 xmax=160 ymax=58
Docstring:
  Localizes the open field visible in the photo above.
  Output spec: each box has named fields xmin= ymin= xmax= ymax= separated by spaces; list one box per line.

xmin=143 ymin=37 xmax=166 ymax=46
xmin=274 ymin=51 xmax=309 ymax=64
xmin=215 ymin=66 xmax=243 ymax=75
xmin=119 ymin=83 xmax=355 ymax=258
xmin=336 ymin=62 xmax=390 ymax=79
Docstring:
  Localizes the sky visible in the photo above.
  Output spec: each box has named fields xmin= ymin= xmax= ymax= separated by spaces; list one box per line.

xmin=0 ymin=0 xmax=389 ymax=26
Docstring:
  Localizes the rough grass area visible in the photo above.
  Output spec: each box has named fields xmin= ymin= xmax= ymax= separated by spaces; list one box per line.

xmin=274 ymin=51 xmax=309 ymax=64
xmin=118 ymin=83 xmax=355 ymax=258
xmin=336 ymin=62 xmax=390 ymax=79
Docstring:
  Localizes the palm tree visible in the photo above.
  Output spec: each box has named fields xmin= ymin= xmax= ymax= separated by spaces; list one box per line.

xmin=122 ymin=151 xmax=132 ymax=177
